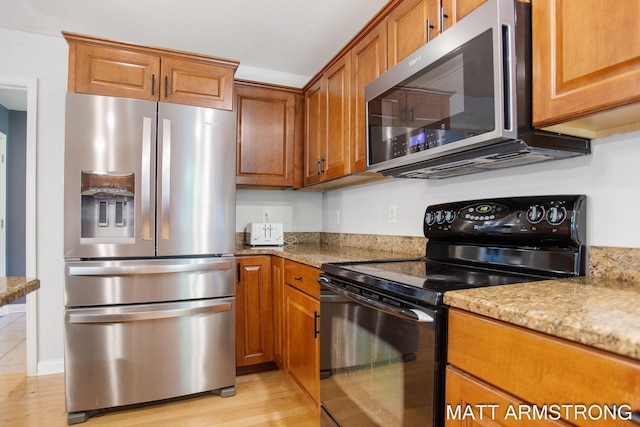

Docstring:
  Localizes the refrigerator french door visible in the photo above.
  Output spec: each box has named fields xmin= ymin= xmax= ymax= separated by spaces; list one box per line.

xmin=63 ymin=93 xmax=237 ymax=423
xmin=64 ymin=93 xmax=235 ymax=258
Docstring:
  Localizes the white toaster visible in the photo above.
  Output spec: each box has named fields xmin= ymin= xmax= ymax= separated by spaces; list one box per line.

xmin=245 ymin=223 xmax=284 ymax=246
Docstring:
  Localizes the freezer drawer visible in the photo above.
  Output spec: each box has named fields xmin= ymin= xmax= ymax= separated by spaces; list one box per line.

xmin=64 ymin=257 xmax=235 ymax=307
xmin=64 ymin=297 xmax=236 ymax=415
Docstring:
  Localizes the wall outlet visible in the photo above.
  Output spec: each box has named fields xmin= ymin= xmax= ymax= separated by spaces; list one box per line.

xmin=333 ymin=210 xmax=340 ymax=224
xmin=388 ymin=205 xmax=397 ymax=224
xmin=262 ymin=210 xmax=271 ymax=223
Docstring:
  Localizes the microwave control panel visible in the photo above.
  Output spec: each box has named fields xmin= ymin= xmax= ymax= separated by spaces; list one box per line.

xmin=381 ymin=128 xmax=475 ymax=160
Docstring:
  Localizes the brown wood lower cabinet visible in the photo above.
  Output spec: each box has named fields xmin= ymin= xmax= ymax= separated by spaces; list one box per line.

xmin=446 ymin=308 xmax=640 ymax=427
xmin=283 ymin=259 xmax=320 ymax=407
xmin=235 ymin=256 xmax=274 ymax=367
xmin=236 ymin=255 xmax=320 ymax=408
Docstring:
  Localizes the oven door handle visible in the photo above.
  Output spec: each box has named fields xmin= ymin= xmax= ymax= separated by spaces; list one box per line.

xmin=318 ymin=277 xmax=434 ymax=323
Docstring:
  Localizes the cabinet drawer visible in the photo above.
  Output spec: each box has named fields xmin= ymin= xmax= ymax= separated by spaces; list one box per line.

xmin=284 ymin=260 xmax=320 ymax=299
xmin=445 ymin=366 xmax=571 ymax=427
xmin=448 ymin=308 xmax=640 ymax=427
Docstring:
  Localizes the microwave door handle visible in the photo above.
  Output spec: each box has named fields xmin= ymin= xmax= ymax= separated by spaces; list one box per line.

xmin=68 ymin=300 xmax=232 ymax=324
xmin=160 ymin=118 xmax=171 ymax=240
xmin=141 ymin=116 xmax=153 ymax=241
xmin=318 ymin=277 xmax=433 ymax=323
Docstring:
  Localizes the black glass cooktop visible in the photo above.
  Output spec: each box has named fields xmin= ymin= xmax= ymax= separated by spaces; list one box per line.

xmin=321 ymin=258 xmax=558 ymax=307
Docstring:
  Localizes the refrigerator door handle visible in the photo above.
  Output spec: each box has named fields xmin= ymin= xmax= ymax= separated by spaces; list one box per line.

xmin=141 ymin=116 xmax=153 ymax=241
xmin=160 ymin=118 xmax=172 ymax=240
xmin=67 ymin=260 xmax=233 ymax=276
xmin=68 ymin=300 xmax=233 ymax=324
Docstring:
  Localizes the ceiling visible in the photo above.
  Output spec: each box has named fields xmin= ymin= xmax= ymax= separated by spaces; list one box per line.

xmin=0 ymin=0 xmax=390 ymax=91
xmin=0 ymin=88 xmax=27 ymax=111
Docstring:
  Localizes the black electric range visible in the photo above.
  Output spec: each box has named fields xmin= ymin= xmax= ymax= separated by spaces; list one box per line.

xmin=320 ymin=195 xmax=587 ymax=309
xmin=318 ymin=195 xmax=587 ymax=427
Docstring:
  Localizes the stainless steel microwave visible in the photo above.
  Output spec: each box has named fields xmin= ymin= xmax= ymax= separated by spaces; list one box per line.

xmin=365 ymin=0 xmax=590 ymax=179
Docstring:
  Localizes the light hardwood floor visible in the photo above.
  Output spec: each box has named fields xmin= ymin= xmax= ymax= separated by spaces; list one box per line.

xmin=1 ymin=369 xmax=320 ymax=426
xmin=0 ymin=312 xmax=27 ymax=375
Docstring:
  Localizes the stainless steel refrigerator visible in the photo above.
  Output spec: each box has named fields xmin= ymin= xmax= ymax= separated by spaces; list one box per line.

xmin=63 ymin=93 xmax=237 ymax=424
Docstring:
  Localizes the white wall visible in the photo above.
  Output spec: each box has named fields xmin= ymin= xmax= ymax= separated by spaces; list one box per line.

xmin=0 ymin=27 xmax=68 ymax=372
xmin=323 ymin=131 xmax=640 ymax=248
xmin=236 ymin=189 xmax=322 ymax=232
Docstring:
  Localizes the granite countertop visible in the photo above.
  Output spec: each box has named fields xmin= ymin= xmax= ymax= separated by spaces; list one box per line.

xmin=0 ymin=277 xmax=40 ymax=306
xmin=444 ymin=277 xmax=640 ymax=361
xmin=236 ymin=243 xmax=419 ymax=268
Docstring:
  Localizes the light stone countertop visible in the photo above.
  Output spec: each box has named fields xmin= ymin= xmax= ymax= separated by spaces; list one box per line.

xmin=235 ymin=242 xmax=420 ymax=269
xmin=0 ymin=277 xmax=40 ymax=306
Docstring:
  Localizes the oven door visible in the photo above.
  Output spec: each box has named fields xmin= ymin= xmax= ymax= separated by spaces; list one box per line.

xmin=319 ymin=275 xmax=445 ymax=427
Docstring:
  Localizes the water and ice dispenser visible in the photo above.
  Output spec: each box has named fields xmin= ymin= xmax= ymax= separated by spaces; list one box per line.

xmin=80 ymin=171 xmax=135 ymax=243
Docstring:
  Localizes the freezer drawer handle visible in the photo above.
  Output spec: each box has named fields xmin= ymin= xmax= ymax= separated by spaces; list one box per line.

xmin=67 ymin=261 xmax=232 ymax=276
xmin=68 ymin=301 xmax=232 ymax=324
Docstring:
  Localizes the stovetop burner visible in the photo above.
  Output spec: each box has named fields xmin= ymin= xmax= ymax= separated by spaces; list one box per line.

xmin=321 ymin=258 xmax=561 ymax=307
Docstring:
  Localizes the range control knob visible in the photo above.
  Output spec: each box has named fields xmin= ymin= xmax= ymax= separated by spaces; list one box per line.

xmin=526 ymin=205 xmax=545 ymax=224
xmin=424 ymin=211 xmax=436 ymax=226
xmin=547 ymin=206 xmax=567 ymax=225
xmin=444 ymin=210 xmax=456 ymax=223
xmin=435 ymin=210 xmax=445 ymax=224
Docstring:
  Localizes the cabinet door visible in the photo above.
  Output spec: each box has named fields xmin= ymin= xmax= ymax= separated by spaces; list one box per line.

xmin=350 ymin=22 xmax=388 ymax=173
xmin=285 ymin=284 xmax=320 ymax=406
xmin=236 ymin=84 xmax=297 ymax=187
xmin=322 ymin=55 xmax=352 ymax=181
xmin=70 ymin=43 xmax=160 ymax=101
xmin=304 ymin=80 xmax=324 ymax=186
xmin=235 ymin=256 xmax=273 ymax=367
xmin=387 ymin=0 xmax=439 ymax=67
xmin=532 ymin=0 xmax=640 ymax=128
xmin=161 ymin=57 xmax=235 ymax=110
xmin=440 ymin=0 xmax=487 ymax=32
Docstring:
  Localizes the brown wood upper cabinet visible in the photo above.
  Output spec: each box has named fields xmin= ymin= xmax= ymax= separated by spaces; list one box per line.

xmin=63 ymin=32 xmax=238 ymax=110
xmin=532 ymin=0 xmax=640 ymax=138
xmin=304 ymin=55 xmax=351 ymax=186
xmin=235 ymin=82 xmax=302 ymax=188
xmin=386 ymin=0 xmax=486 ymax=67
xmin=440 ymin=0 xmax=488 ymax=33
xmin=350 ymin=22 xmax=388 ymax=173
xmin=387 ymin=0 xmax=438 ymax=67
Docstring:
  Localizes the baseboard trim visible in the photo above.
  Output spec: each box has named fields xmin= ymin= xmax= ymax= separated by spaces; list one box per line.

xmin=37 ymin=358 xmax=64 ymax=376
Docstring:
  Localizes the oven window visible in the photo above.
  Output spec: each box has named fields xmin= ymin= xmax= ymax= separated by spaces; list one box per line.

xmin=320 ymin=294 xmax=438 ymax=426
xmin=368 ymin=29 xmax=495 ymax=165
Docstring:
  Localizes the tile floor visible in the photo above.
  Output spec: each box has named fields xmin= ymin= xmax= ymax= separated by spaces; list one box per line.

xmin=0 ymin=312 xmax=26 ymax=375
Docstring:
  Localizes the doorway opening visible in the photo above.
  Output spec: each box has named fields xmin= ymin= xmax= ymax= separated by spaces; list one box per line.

xmin=0 ymin=76 xmax=38 ymax=376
